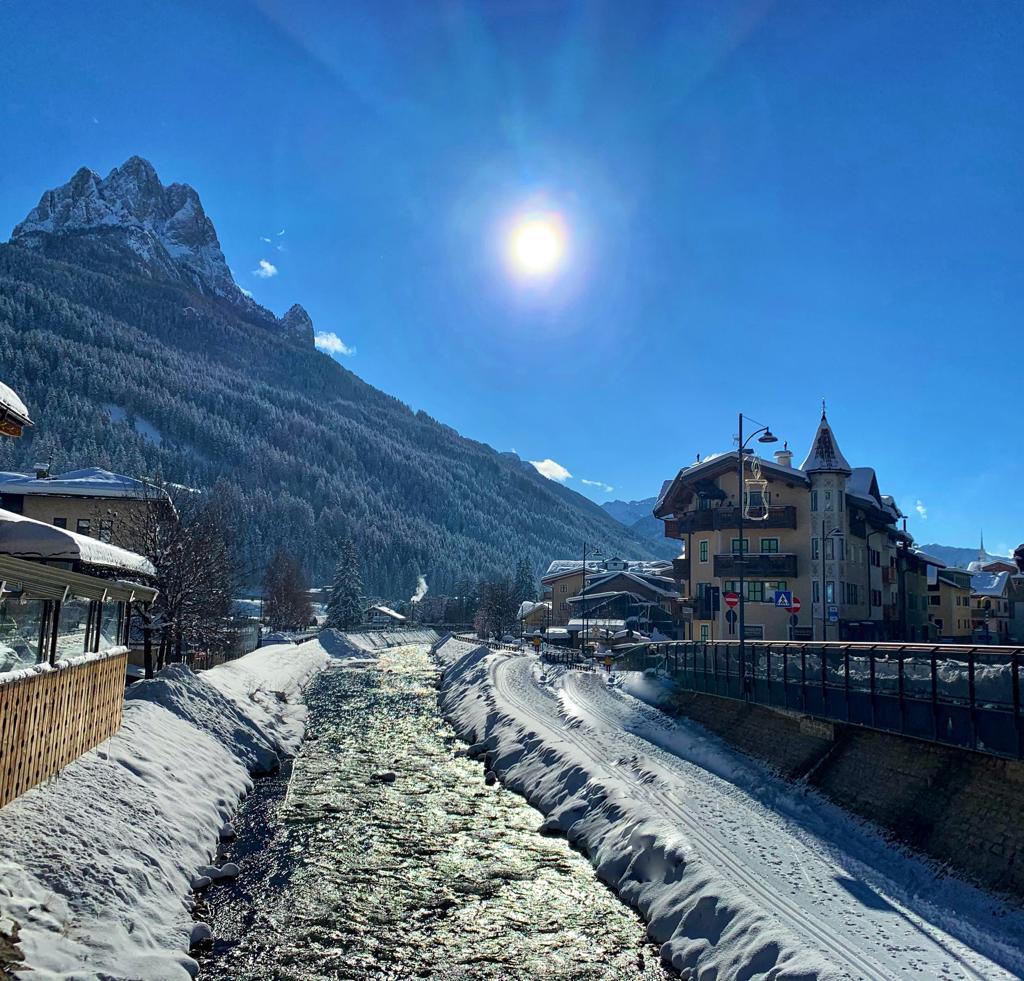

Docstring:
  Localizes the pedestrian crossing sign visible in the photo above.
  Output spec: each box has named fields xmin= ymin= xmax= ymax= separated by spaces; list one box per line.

xmin=774 ymin=590 xmax=793 ymax=608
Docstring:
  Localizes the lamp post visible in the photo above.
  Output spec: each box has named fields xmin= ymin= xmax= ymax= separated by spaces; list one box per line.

xmin=581 ymin=542 xmax=603 ymax=657
xmin=736 ymin=413 xmax=778 ymax=696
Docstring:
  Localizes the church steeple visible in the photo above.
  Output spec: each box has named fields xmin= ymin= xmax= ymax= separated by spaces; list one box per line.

xmin=799 ymin=404 xmax=852 ymax=474
xmin=979 ymin=530 xmax=986 ymax=564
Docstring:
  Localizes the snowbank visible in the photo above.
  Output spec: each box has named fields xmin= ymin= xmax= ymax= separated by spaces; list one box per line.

xmin=435 ymin=638 xmax=1024 ymax=980
xmin=0 ymin=640 xmax=328 ymax=980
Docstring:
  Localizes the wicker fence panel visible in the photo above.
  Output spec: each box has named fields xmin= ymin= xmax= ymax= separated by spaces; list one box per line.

xmin=0 ymin=650 xmax=127 ymax=809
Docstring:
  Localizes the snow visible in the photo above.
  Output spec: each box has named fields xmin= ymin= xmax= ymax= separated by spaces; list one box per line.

xmin=0 ymin=382 xmax=29 ymax=422
xmin=434 ymin=637 xmax=1024 ymax=979
xmin=0 ymin=508 xmax=156 ymax=575
xmin=972 ymin=571 xmax=1009 ymax=597
xmin=0 ymin=466 xmax=160 ymax=498
xmin=0 ymin=639 xmax=329 ymax=980
xmin=102 ymin=405 xmax=164 ymax=446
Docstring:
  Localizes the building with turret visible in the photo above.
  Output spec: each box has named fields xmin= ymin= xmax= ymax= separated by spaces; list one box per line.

xmin=655 ymin=408 xmax=909 ymax=641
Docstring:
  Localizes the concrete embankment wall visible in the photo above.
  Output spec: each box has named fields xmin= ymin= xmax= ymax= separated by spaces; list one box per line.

xmin=667 ymin=690 xmax=1024 ymax=902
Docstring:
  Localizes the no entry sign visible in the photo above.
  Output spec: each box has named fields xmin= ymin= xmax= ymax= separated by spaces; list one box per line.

xmin=724 ymin=592 xmax=739 ymax=609
xmin=789 ymin=596 xmax=802 ymax=613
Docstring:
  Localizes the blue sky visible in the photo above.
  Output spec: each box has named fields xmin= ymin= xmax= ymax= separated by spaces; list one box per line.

xmin=1 ymin=1 xmax=1021 ymax=554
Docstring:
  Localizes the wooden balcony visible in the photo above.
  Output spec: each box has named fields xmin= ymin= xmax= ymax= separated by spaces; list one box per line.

xmin=713 ymin=552 xmax=799 ymax=578
xmin=670 ymin=505 xmax=798 ymax=535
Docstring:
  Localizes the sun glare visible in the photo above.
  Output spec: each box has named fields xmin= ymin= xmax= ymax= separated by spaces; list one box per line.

xmin=508 ymin=214 xmax=566 ymax=277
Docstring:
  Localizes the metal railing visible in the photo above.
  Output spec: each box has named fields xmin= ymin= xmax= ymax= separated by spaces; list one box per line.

xmin=616 ymin=640 xmax=1024 ymax=760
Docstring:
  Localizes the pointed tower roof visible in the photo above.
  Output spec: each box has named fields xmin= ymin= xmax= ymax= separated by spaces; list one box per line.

xmin=800 ymin=407 xmax=852 ymax=474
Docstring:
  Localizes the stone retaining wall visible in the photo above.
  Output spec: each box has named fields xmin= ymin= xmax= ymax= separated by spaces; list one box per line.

xmin=668 ymin=690 xmax=1024 ymax=901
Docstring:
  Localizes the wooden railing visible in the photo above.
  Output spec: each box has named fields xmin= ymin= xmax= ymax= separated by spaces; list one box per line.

xmin=0 ymin=648 xmax=127 ymax=808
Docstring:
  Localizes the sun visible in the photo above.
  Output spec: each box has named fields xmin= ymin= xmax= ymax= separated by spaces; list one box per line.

xmin=507 ymin=214 xmax=567 ymax=276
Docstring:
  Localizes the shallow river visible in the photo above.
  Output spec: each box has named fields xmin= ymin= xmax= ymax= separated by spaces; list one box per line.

xmin=198 ymin=645 xmax=671 ymax=980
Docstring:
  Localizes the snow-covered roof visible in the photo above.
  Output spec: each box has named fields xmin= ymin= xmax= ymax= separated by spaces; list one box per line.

xmin=655 ymin=451 xmax=809 ymax=517
xmin=0 ymin=381 xmax=31 ymax=426
xmin=800 ymin=412 xmax=852 ymax=474
xmin=517 ymin=600 xmax=550 ymax=620
xmin=567 ymin=618 xmax=626 ymax=631
xmin=542 ymin=559 xmax=671 ymax=581
xmin=971 ymin=571 xmax=1010 ymax=597
xmin=0 ymin=468 xmax=162 ymax=500
xmin=366 ymin=604 xmax=405 ymax=621
xmin=582 ymin=570 xmax=679 ymax=598
xmin=0 ymin=508 xmax=156 ymax=575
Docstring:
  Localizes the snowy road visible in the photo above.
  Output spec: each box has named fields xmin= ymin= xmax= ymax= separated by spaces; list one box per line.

xmin=437 ymin=640 xmax=1024 ymax=980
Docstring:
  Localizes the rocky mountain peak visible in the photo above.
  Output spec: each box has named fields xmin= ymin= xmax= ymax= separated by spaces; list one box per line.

xmin=10 ymin=156 xmax=246 ymax=306
xmin=280 ymin=303 xmax=315 ymax=343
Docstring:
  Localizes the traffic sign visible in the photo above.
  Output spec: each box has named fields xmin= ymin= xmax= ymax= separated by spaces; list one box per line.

xmin=724 ymin=592 xmax=739 ymax=609
xmin=790 ymin=596 xmax=802 ymax=614
xmin=789 ymin=614 xmax=799 ymax=627
xmin=774 ymin=590 xmax=793 ymax=609
xmin=828 ymin=605 xmax=840 ymax=623
xmin=725 ymin=609 xmax=738 ymax=624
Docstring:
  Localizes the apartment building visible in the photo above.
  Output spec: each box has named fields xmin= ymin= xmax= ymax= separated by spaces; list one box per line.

xmin=926 ymin=565 xmax=973 ymax=642
xmin=654 ymin=410 xmax=905 ymax=642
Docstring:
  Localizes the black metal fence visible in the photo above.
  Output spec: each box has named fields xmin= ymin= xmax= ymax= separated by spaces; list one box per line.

xmin=616 ymin=640 xmax=1024 ymax=760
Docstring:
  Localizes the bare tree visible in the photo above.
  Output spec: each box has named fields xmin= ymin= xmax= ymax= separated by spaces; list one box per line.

xmin=263 ymin=549 xmax=313 ymax=631
xmin=122 ymin=481 xmax=238 ymax=672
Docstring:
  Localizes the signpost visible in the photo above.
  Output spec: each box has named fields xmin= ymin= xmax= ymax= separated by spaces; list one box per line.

xmin=725 ymin=609 xmax=737 ymax=634
xmin=828 ymin=604 xmax=840 ymax=624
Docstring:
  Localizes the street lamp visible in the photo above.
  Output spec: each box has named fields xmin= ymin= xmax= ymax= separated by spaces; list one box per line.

xmin=580 ymin=542 xmax=603 ymax=658
xmin=736 ymin=413 xmax=778 ymax=696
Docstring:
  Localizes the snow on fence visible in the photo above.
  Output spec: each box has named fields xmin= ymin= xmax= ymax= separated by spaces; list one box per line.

xmin=0 ymin=647 xmax=127 ymax=807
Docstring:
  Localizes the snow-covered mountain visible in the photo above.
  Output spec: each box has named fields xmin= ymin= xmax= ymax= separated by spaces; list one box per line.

xmin=602 ymin=496 xmax=658 ymax=526
xmin=10 ymin=156 xmax=311 ymax=341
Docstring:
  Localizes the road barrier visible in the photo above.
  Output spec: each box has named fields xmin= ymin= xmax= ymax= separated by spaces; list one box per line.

xmin=616 ymin=640 xmax=1024 ymax=760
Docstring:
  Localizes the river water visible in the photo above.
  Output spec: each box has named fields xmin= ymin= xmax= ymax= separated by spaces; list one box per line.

xmin=198 ymin=644 xmax=671 ymax=981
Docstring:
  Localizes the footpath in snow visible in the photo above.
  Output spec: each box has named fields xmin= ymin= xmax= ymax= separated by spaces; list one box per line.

xmin=435 ymin=637 xmax=1024 ymax=981
xmin=0 ymin=632 xmax=382 ymax=980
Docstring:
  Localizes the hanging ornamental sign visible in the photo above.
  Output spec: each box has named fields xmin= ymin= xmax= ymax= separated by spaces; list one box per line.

xmin=743 ymin=456 xmax=770 ymax=521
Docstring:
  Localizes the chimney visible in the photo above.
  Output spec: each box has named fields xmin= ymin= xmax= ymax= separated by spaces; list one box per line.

xmin=773 ymin=442 xmax=793 ymax=468
xmin=33 ymin=463 xmax=50 ymax=480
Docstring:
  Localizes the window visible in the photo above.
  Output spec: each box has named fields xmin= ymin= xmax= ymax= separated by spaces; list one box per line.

xmin=53 ymin=517 xmax=67 ymax=528
xmin=929 ymin=595 xmax=940 ymax=606
xmin=700 ymin=624 xmax=709 ymax=643
xmin=825 ymin=581 xmax=835 ymax=604
xmin=760 ymin=538 xmax=779 ymax=553
xmin=871 ymin=589 xmax=882 ymax=608
xmin=748 ymin=581 xmax=765 ymax=603
xmin=846 ymin=583 xmax=858 ymax=605
xmin=560 ymin=584 xmax=567 ymax=593
xmin=731 ymin=538 xmax=749 ymax=555
xmin=697 ymin=493 xmax=711 ymax=511
xmin=811 ymin=490 xmax=819 ymax=510
xmin=699 ymin=540 xmax=709 ymax=563
xmin=824 ymin=537 xmax=835 ymax=560
xmin=99 ymin=519 xmax=113 ymax=543
xmin=743 ymin=625 xmax=764 ymax=639
xmin=76 ymin=518 xmax=90 ymax=535
xmin=824 ymin=489 xmax=833 ymax=510
xmin=811 ymin=538 xmax=820 ymax=560
xmin=813 ymin=581 xmax=821 ymax=603
xmin=835 ymin=537 xmax=845 ymax=560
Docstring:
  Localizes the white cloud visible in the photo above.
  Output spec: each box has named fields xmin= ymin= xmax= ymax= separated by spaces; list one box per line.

xmin=530 ymin=458 xmax=572 ymax=482
xmin=252 ymin=259 xmax=278 ymax=278
xmin=276 ymin=229 xmax=286 ymax=236
xmin=238 ymin=286 xmax=253 ymax=298
xmin=915 ymin=500 xmax=928 ymax=520
xmin=275 ymin=243 xmax=288 ymax=253
xmin=581 ymin=478 xmax=614 ymax=493
xmin=314 ymin=331 xmax=356 ymax=356
xmin=259 ymin=236 xmax=271 ymax=243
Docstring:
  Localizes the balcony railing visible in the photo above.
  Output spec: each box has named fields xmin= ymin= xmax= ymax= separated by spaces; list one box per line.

xmin=669 ymin=505 xmax=798 ymax=535
xmin=714 ymin=552 xmax=799 ymax=578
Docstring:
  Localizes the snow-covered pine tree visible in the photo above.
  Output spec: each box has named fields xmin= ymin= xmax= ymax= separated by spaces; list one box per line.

xmin=324 ymin=535 xmax=365 ymax=629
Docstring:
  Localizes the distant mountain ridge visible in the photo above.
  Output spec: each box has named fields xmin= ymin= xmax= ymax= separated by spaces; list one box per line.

xmin=918 ymin=544 xmax=1014 ymax=570
xmin=1 ymin=156 xmax=669 ymax=594
xmin=602 ymin=497 xmax=658 ymax=526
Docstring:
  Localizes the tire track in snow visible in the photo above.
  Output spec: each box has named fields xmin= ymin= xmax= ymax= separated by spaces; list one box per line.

xmin=492 ymin=656 xmax=996 ymax=981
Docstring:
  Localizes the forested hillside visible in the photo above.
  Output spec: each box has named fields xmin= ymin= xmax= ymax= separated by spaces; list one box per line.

xmin=0 ymin=243 xmax=667 ymax=594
